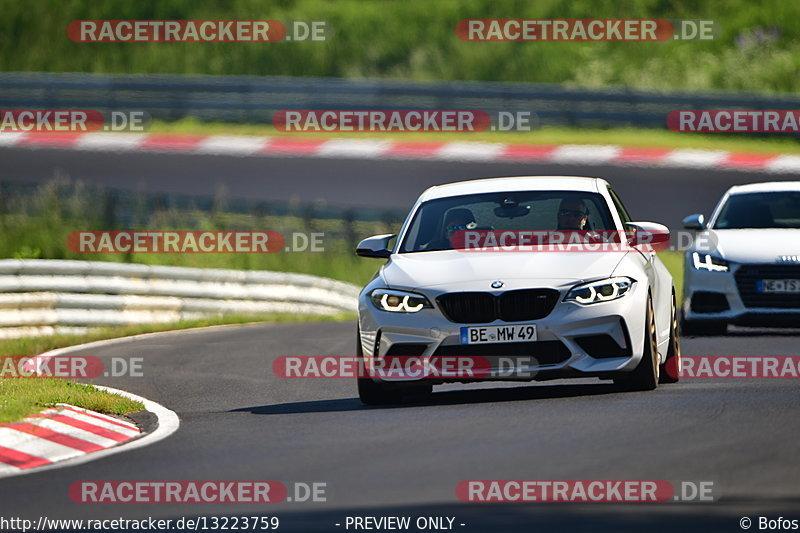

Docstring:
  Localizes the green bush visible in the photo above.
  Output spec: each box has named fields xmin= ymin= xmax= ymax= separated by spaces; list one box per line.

xmin=1 ymin=0 xmax=798 ymax=92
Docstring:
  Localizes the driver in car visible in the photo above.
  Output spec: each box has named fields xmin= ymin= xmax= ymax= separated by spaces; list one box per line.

xmin=555 ymin=198 xmax=606 ymax=247
xmin=426 ymin=208 xmax=477 ymax=250
xmin=557 ymin=198 xmax=590 ymax=230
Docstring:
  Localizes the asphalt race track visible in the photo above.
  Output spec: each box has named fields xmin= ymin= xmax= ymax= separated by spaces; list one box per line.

xmin=3 ymin=145 xmax=800 ymax=229
xmin=1 ymin=146 xmax=799 ymax=532
xmin=0 ymin=322 xmax=798 ymax=532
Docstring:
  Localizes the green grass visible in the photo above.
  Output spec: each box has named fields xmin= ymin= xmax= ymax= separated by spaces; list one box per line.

xmin=659 ymin=250 xmax=684 ymax=302
xmin=151 ymin=119 xmax=800 ymax=155
xmin=0 ymin=379 xmax=144 ymax=424
xmin=0 ymin=312 xmax=355 ymax=424
xmin=1 ymin=0 xmax=799 ymax=93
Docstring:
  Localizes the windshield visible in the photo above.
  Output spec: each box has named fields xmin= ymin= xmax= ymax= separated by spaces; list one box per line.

xmin=712 ymin=191 xmax=800 ymax=229
xmin=399 ymin=190 xmax=615 ymax=253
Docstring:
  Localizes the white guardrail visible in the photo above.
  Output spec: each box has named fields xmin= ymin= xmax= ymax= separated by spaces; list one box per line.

xmin=0 ymin=259 xmax=361 ymax=339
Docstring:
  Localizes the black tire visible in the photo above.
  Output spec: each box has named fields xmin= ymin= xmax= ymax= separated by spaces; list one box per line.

xmin=356 ymin=328 xmax=402 ymax=405
xmin=615 ymin=295 xmax=659 ymax=391
xmin=680 ymin=318 xmax=727 ymax=337
xmin=659 ymin=290 xmax=681 ymax=384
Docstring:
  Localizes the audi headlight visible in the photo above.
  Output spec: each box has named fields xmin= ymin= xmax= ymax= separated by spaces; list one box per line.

xmin=370 ymin=289 xmax=432 ymax=313
xmin=565 ymin=277 xmax=635 ymax=305
xmin=692 ymin=252 xmax=729 ymax=272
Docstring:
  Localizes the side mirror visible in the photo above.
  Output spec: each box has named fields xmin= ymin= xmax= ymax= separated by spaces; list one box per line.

xmin=356 ymin=234 xmax=395 ymax=259
xmin=682 ymin=214 xmax=706 ymax=230
xmin=626 ymin=222 xmax=670 ymax=251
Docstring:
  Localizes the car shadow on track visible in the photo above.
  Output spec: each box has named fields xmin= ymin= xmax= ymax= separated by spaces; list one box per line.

xmin=230 ymin=382 xmax=626 ymax=415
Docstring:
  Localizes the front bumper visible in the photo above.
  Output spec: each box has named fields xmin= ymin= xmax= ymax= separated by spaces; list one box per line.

xmin=358 ymin=282 xmax=648 ymax=384
xmin=683 ymin=257 xmax=800 ymax=327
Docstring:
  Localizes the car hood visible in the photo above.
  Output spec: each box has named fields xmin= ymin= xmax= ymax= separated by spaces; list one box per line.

xmin=381 ymin=250 xmax=629 ymax=291
xmin=699 ymin=229 xmax=800 ymax=263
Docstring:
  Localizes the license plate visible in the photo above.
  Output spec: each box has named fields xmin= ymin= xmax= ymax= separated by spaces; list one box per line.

xmin=759 ymin=279 xmax=800 ymax=293
xmin=460 ymin=324 xmax=537 ymax=344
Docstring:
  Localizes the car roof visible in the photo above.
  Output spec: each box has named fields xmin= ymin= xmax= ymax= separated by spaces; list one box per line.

xmin=728 ymin=181 xmax=800 ymax=194
xmin=418 ymin=176 xmax=607 ymax=202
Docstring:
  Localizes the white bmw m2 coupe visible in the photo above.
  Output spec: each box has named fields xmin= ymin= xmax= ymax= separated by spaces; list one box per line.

xmin=355 ymin=176 xmax=680 ymax=404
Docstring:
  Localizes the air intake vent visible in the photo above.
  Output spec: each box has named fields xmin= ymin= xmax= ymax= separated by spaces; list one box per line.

xmin=690 ymin=291 xmax=730 ymax=313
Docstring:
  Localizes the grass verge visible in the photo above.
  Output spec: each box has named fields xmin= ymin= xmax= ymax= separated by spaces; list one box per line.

xmin=0 ymin=312 xmax=355 ymax=424
xmin=659 ymin=250 xmax=684 ymax=302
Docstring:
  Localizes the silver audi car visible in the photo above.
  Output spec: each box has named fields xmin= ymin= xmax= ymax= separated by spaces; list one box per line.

xmin=682 ymin=181 xmax=800 ymax=335
xmin=355 ymin=176 xmax=680 ymax=404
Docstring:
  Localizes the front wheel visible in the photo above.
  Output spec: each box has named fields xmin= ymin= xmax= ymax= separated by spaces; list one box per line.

xmin=615 ymin=295 xmax=659 ymax=391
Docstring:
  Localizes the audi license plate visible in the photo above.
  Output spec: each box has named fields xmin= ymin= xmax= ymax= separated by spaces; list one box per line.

xmin=460 ymin=324 xmax=537 ymax=344
xmin=759 ymin=279 xmax=800 ymax=293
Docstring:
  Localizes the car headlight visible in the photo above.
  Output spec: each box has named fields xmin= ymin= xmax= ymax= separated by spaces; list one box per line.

xmin=692 ymin=252 xmax=729 ymax=272
xmin=370 ymin=289 xmax=432 ymax=313
xmin=565 ymin=277 xmax=635 ymax=305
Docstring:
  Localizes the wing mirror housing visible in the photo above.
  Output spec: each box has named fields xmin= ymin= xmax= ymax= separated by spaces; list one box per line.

xmin=682 ymin=214 xmax=706 ymax=230
xmin=356 ymin=234 xmax=395 ymax=259
xmin=625 ymin=222 xmax=670 ymax=251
